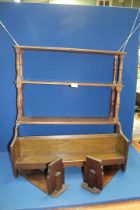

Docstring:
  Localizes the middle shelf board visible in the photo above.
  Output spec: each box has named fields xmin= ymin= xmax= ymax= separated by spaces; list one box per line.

xmin=16 ymin=80 xmax=123 ymax=88
xmin=16 ymin=117 xmax=118 ymax=125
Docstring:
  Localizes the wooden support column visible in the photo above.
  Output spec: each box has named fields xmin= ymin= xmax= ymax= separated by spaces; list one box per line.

xmin=109 ymin=55 xmax=119 ymax=117
xmin=81 ymin=156 xmax=104 ymax=193
xmin=118 ymin=54 xmax=124 ymax=83
xmin=46 ymin=159 xmax=67 ymax=197
xmin=114 ymin=54 xmax=124 ymax=120
xmin=114 ymin=86 xmax=122 ymax=120
xmin=15 ymin=47 xmax=24 ymax=119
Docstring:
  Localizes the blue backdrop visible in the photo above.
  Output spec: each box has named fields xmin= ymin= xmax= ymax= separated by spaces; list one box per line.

xmin=0 ymin=3 xmax=139 ymax=151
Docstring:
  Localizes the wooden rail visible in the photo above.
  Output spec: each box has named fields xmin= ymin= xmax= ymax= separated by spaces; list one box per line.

xmin=16 ymin=117 xmax=118 ymax=125
xmin=15 ymin=46 xmax=126 ymax=56
xmin=16 ymin=80 xmax=123 ymax=88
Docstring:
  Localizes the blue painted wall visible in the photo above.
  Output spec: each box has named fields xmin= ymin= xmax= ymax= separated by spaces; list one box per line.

xmin=0 ymin=3 xmax=139 ymax=151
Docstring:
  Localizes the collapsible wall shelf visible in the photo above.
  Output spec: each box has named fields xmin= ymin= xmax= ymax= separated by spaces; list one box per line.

xmin=10 ymin=45 xmax=129 ymax=196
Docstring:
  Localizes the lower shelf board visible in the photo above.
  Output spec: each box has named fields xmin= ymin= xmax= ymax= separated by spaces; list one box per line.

xmin=19 ymin=165 xmax=119 ymax=196
xmin=20 ymin=169 xmax=49 ymax=193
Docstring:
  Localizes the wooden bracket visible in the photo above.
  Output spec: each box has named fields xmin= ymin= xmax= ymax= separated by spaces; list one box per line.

xmin=46 ymin=158 xmax=67 ymax=197
xmin=81 ymin=156 xmax=104 ymax=193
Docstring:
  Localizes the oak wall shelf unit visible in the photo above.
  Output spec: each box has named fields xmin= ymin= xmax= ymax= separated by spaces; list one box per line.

xmin=10 ymin=45 xmax=129 ymax=196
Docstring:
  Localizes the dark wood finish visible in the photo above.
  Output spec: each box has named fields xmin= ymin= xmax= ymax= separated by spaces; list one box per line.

xmin=46 ymin=159 xmax=66 ymax=197
xmin=136 ymin=91 xmax=140 ymax=105
xmin=15 ymin=47 xmax=23 ymax=118
xmin=15 ymin=45 xmax=126 ymax=55
xmin=116 ymin=133 xmax=129 ymax=172
xmin=10 ymin=125 xmax=19 ymax=176
xmin=20 ymin=169 xmax=49 ymax=192
xmin=81 ymin=156 xmax=103 ymax=193
xmin=10 ymin=139 xmax=20 ymax=176
xmin=109 ymin=55 xmax=118 ymax=117
xmin=118 ymin=55 xmax=124 ymax=83
xmin=11 ymin=132 xmax=128 ymax=171
xmin=103 ymin=165 xmax=119 ymax=186
xmin=114 ymin=86 xmax=122 ymax=120
xmin=114 ymin=55 xmax=124 ymax=120
xmin=16 ymin=116 xmax=118 ymax=125
xmin=20 ymin=165 xmax=118 ymax=197
xmin=10 ymin=45 xmax=129 ymax=197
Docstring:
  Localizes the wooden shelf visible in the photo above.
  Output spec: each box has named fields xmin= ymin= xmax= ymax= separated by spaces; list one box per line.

xmin=16 ymin=117 xmax=118 ymax=125
xmin=15 ymin=45 xmax=126 ymax=56
xmin=10 ymin=45 xmax=129 ymax=190
xmin=17 ymin=80 xmax=122 ymax=87
xmin=15 ymin=151 xmax=125 ymax=169
xmin=14 ymin=133 xmax=126 ymax=169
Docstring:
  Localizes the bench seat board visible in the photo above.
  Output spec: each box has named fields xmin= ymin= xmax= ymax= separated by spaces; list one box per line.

xmin=15 ymin=150 xmax=125 ymax=169
xmin=11 ymin=133 xmax=128 ymax=170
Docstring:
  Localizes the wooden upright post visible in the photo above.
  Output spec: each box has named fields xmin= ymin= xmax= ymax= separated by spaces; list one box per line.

xmin=15 ymin=47 xmax=23 ymax=119
xmin=118 ymin=54 xmax=124 ymax=83
xmin=109 ymin=55 xmax=118 ymax=118
xmin=114 ymin=54 xmax=124 ymax=120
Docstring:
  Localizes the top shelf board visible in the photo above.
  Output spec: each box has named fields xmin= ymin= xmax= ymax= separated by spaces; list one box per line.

xmin=15 ymin=46 xmax=126 ymax=56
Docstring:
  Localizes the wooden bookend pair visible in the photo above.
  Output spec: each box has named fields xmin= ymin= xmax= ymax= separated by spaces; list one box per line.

xmin=81 ymin=156 xmax=104 ymax=193
xmin=46 ymin=158 xmax=67 ymax=197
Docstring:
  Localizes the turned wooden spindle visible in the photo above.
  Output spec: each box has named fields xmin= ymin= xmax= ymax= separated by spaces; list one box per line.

xmin=114 ymin=87 xmax=121 ymax=120
xmin=114 ymin=54 xmax=124 ymax=120
xmin=118 ymin=54 xmax=124 ymax=83
xmin=15 ymin=47 xmax=24 ymax=119
xmin=109 ymin=55 xmax=119 ymax=118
